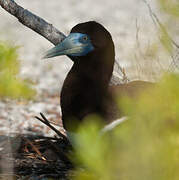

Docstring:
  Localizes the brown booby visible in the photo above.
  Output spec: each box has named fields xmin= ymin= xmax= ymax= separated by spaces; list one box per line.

xmin=44 ymin=21 xmax=153 ymax=133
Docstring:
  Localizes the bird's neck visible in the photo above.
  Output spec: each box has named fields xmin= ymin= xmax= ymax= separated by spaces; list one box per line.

xmin=61 ymin=50 xmax=115 ymax=131
xmin=73 ymin=50 xmax=114 ymax=89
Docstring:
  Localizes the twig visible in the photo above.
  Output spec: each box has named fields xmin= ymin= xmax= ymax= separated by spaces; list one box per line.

xmin=115 ymin=60 xmax=129 ymax=83
xmin=168 ymin=52 xmax=179 ymax=72
xmin=135 ymin=19 xmax=140 ymax=50
xmin=143 ymin=0 xmax=179 ymax=72
xmin=143 ymin=0 xmax=179 ymax=49
xmin=0 ymin=174 xmax=20 ymax=178
xmin=35 ymin=113 xmax=68 ymax=141
xmin=23 ymin=137 xmax=46 ymax=160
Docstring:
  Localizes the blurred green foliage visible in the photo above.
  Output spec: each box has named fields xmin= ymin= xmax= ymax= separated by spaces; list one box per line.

xmin=158 ymin=0 xmax=179 ymax=17
xmin=160 ymin=25 xmax=173 ymax=53
xmin=157 ymin=0 xmax=179 ymax=53
xmin=0 ymin=42 xmax=36 ymax=99
xmin=72 ymin=73 xmax=179 ymax=180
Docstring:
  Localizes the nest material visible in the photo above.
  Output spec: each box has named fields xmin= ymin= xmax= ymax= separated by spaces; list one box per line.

xmin=0 ymin=114 xmax=73 ymax=180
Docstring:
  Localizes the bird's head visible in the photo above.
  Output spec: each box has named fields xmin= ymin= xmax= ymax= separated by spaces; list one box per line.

xmin=43 ymin=21 xmax=115 ymax=61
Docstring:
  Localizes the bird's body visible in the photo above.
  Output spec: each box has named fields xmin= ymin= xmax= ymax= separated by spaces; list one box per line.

xmin=44 ymin=21 xmax=153 ymax=132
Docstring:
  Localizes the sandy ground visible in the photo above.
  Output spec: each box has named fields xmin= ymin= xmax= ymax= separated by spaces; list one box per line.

xmin=0 ymin=0 xmax=176 ymax=136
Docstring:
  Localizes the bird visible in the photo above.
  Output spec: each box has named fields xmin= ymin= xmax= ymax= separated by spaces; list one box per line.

xmin=44 ymin=21 xmax=153 ymax=133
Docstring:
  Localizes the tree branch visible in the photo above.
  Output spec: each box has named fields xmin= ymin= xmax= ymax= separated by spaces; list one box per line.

xmin=0 ymin=0 xmax=66 ymax=46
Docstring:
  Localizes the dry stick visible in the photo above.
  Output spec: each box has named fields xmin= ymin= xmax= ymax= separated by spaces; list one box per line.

xmin=143 ymin=0 xmax=179 ymax=72
xmin=115 ymin=60 xmax=129 ymax=83
xmin=143 ymin=0 xmax=179 ymax=49
xmin=24 ymin=137 xmax=46 ymax=161
xmin=0 ymin=174 xmax=20 ymax=179
xmin=35 ymin=113 xmax=68 ymax=140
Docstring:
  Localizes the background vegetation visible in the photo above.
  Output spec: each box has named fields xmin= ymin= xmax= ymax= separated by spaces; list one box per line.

xmin=0 ymin=42 xmax=35 ymax=99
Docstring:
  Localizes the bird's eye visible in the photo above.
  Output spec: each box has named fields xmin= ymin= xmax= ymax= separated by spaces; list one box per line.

xmin=82 ymin=36 xmax=88 ymax=41
xmin=79 ymin=35 xmax=90 ymax=44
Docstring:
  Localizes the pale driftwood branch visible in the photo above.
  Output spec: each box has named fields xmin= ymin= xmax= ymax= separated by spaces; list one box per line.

xmin=0 ymin=0 xmax=66 ymax=45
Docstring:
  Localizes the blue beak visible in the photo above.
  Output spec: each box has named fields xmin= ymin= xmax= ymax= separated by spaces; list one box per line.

xmin=43 ymin=33 xmax=94 ymax=58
